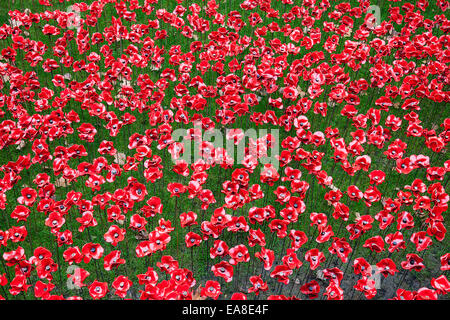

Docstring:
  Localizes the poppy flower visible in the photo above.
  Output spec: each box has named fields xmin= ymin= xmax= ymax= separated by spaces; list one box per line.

xmin=401 ymin=254 xmax=425 ymax=272
xmin=382 ymin=198 xmax=401 ymax=213
xmin=104 ymin=225 xmax=126 ymax=247
xmin=385 ymin=231 xmax=406 ymax=253
xmin=210 ymin=240 xmax=229 ymax=259
xmin=413 ymin=196 xmax=431 ymax=212
xmin=88 ymin=280 xmax=108 ymax=300
xmin=137 ymin=268 xmax=159 ymax=286
xmin=333 ymin=203 xmax=350 ymax=221
xmin=104 ymin=250 xmax=126 ymax=271
xmin=248 ymin=207 xmax=266 ymax=225
xmin=291 ymin=179 xmax=311 ymax=195
xmin=144 ymin=197 xmax=163 ymax=217
xmin=431 ymin=275 xmax=450 ymax=295
xmin=376 ymin=258 xmax=399 ymax=278
xmin=82 ymin=243 xmax=104 ymax=264
xmin=289 ymin=230 xmax=308 ymax=251
xmin=112 ymin=276 xmax=133 ymax=298
xmin=282 ymin=249 xmax=302 ymax=269
xmin=304 ymin=249 xmax=326 ymax=270
xmin=200 ymin=280 xmax=222 ymax=300
xmin=396 ymin=157 xmax=416 ymax=174
xmin=155 ymin=218 xmax=174 ymax=234
xmin=17 ymin=187 xmax=38 ymax=206
xmin=347 ymin=185 xmax=363 ymax=201
xmin=248 ymin=184 xmax=264 ymax=201
xmin=310 ymin=212 xmax=327 ymax=229
xmin=356 ymin=215 xmax=374 ymax=233
xmin=255 ymin=247 xmax=275 ymax=271
xmin=179 ymin=211 xmax=198 ymax=228
xmin=8 ymin=226 xmax=27 ymax=243
xmin=3 ymin=246 xmax=26 ymax=267
xmin=10 ymin=205 xmax=30 ymax=222
xmin=150 ymin=229 xmax=172 ymax=252
xmin=410 ymin=231 xmax=433 ymax=252
xmin=316 ymin=225 xmax=334 ymax=243
xmin=354 ymin=277 xmax=377 ymax=299
xmin=127 ymin=180 xmax=148 ymax=202
xmin=55 ymin=230 xmax=73 ymax=247
xmin=375 ymin=210 xmax=395 ymax=230
xmin=167 ymin=183 xmax=187 ymax=198
xmin=157 ymin=256 xmax=179 ymax=275
xmin=415 ymin=288 xmax=438 ymax=300
xmin=391 ymin=288 xmax=416 ymax=300
xmin=363 ymin=236 xmax=385 ymax=253
xmin=185 ymin=232 xmax=202 ymax=248
xmin=9 ymin=274 xmax=31 ymax=296
xmin=227 ymin=216 xmax=250 ymax=233
xmin=248 ymin=275 xmax=268 ymax=296
xmin=396 ymin=211 xmax=415 ymax=230
xmin=36 ymin=258 xmax=58 ymax=281
xmin=107 ymin=205 xmax=125 ymax=223
xmin=323 ymin=283 xmax=344 ymax=300
xmin=76 ymin=211 xmax=98 ymax=232
xmin=274 ymin=185 xmax=291 ymax=204
xmin=269 ymin=219 xmax=289 ymax=238
xmin=0 ymin=230 xmax=8 ymax=248
xmin=34 ymin=280 xmax=56 ymax=300
xmin=230 ymin=292 xmax=247 ymax=300
xmin=300 ymin=280 xmax=321 ymax=299
xmin=368 ymin=170 xmax=386 ymax=185
xmin=229 ymin=244 xmax=250 ymax=265
xmin=211 ymin=261 xmax=234 ymax=283
xmin=260 ymin=164 xmax=280 ymax=186
xmin=62 ymin=246 xmax=83 ymax=265
xmin=270 ymin=265 xmax=293 ymax=285
xmin=129 ymin=214 xmax=147 ymax=232
xmin=353 ymin=257 xmax=373 ymax=278
xmin=363 ymin=186 xmax=382 ymax=207
xmin=328 ymin=237 xmax=352 ymax=263
xmin=324 ymin=190 xmax=343 ymax=205
xmin=247 ymin=228 xmax=266 ymax=248
xmin=77 ymin=123 xmax=97 ymax=142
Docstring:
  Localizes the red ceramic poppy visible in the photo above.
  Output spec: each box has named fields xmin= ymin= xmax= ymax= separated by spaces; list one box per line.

xmin=200 ymin=280 xmax=222 ymax=300
xmin=431 ymin=275 xmax=450 ymax=295
xmin=323 ymin=283 xmax=344 ymax=300
xmin=211 ymin=261 xmax=234 ymax=283
xmin=354 ymin=277 xmax=377 ymax=299
xmin=88 ymin=280 xmax=108 ymax=300
xmin=248 ymin=275 xmax=268 ymax=296
xmin=104 ymin=250 xmax=126 ymax=271
xmin=376 ymin=258 xmax=399 ymax=278
xmin=401 ymin=254 xmax=425 ymax=272
xmin=304 ymin=248 xmax=325 ymax=270
xmin=104 ymin=225 xmax=126 ymax=247
xmin=112 ymin=275 xmax=133 ymax=298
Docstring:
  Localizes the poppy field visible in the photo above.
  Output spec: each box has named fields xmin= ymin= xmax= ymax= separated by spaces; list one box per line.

xmin=0 ymin=0 xmax=449 ymax=301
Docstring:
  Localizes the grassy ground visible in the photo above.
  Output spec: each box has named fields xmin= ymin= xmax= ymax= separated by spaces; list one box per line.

xmin=0 ymin=0 xmax=448 ymax=300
